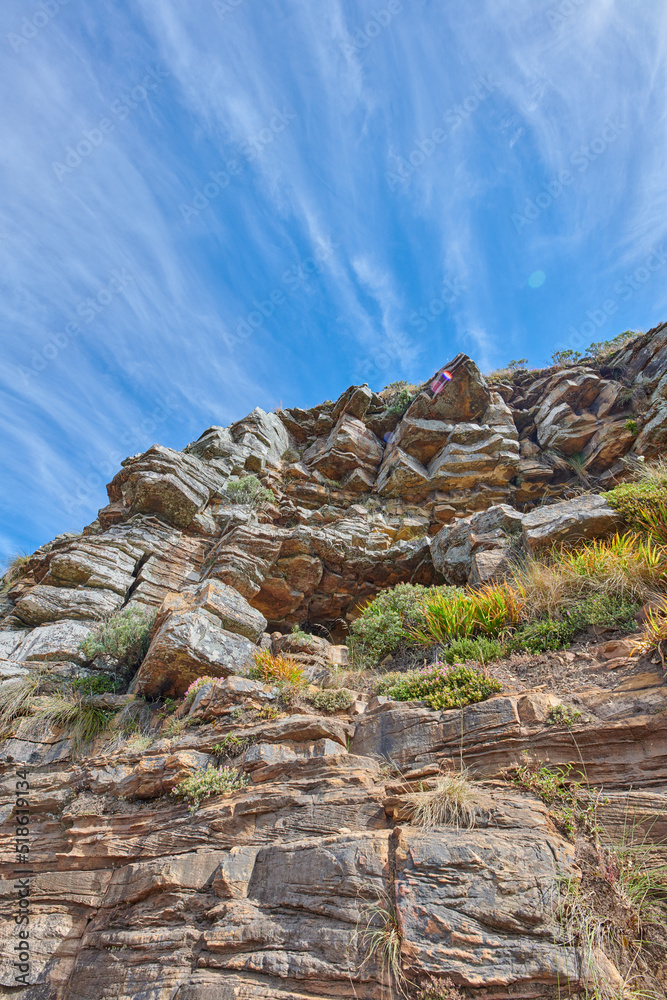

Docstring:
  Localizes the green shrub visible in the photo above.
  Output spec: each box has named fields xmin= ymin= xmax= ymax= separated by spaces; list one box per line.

xmin=213 ymin=734 xmax=255 ymax=757
xmin=71 ymin=674 xmax=121 ymax=696
xmin=387 ymin=387 xmax=415 ymax=416
xmin=551 ymin=348 xmax=582 ymax=367
xmin=508 ymin=593 xmax=640 ymax=654
xmin=438 ymin=635 xmax=505 ymax=665
xmin=347 ymin=583 xmax=446 ymax=667
xmin=79 ymin=606 xmax=156 ymax=675
xmin=376 ymin=662 xmax=501 ymax=712
xmin=222 ymin=475 xmax=273 ymax=508
xmin=586 ymin=329 xmax=637 ymax=362
xmin=625 ymin=418 xmax=638 ymax=435
xmin=507 ymin=617 xmax=571 ymax=653
xmin=310 ymin=688 xmax=355 ymax=713
xmin=604 ymin=461 xmax=667 ymax=533
xmin=547 ymin=704 xmax=583 ymax=728
xmin=171 ymin=764 xmax=249 ymax=812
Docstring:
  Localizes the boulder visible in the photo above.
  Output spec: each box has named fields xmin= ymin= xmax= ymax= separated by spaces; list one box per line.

xmin=10 ymin=620 xmax=93 ymax=664
xmin=331 ymin=384 xmax=373 ymax=422
xmin=86 ymin=750 xmax=212 ymax=799
xmin=303 ymin=413 xmax=383 ymax=480
xmin=131 ymin=610 xmax=258 ymax=698
xmin=13 ymin=585 xmax=123 ymax=625
xmin=431 ymin=504 xmax=523 ymax=585
xmin=160 ymin=579 xmax=267 ymax=643
xmin=375 ymin=389 xmax=519 ymax=499
xmin=188 ymin=675 xmax=275 ymax=719
xmin=107 ymin=445 xmax=228 ymax=529
xmin=582 ymin=418 xmax=635 ymax=471
xmin=404 ymin=354 xmax=491 ymax=422
xmin=521 ymin=494 xmax=623 ymax=551
xmin=536 ymin=403 xmax=600 ymax=453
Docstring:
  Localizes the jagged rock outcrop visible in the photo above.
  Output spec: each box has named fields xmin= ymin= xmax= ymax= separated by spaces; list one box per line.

xmin=432 ymin=494 xmax=624 ymax=585
xmin=2 ymin=324 xmax=667 ymax=998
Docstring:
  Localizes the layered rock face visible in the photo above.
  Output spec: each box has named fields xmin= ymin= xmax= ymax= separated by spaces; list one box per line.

xmin=5 ymin=326 xmax=665 ymax=634
xmin=1 ymin=325 xmax=667 ymax=999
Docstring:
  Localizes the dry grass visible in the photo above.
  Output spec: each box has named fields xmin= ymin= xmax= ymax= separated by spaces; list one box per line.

xmin=28 ymin=694 xmax=112 ymax=748
xmin=356 ymin=887 xmax=406 ymax=996
xmin=407 ymin=769 xmax=476 ymax=830
xmin=515 ymin=533 xmax=666 ymax=620
xmin=633 ymin=597 xmax=667 ymax=668
xmin=0 ymin=672 xmax=41 ymax=737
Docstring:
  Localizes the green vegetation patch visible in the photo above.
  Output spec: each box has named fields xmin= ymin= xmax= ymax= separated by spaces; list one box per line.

xmin=171 ymin=764 xmax=249 ymax=812
xmin=376 ymin=662 xmax=501 ymax=712
xmin=222 ymin=475 xmax=273 ymax=508
xmin=310 ymin=688 xmax=355 ymax=713
xmin=79 ymin=605 xmax=156 ymax=677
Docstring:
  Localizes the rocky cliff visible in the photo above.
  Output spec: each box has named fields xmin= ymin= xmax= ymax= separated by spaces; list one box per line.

xmin=1 ymin=325 xmax=666 ymax=999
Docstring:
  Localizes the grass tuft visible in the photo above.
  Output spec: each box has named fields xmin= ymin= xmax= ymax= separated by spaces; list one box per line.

xmin=0 ymin=673 xmax=41 ymax=738
xmin=252 ymin=649 xmax=304 ymax=685
xmin=357 ymin=888 xmax=406 ymax=995
xmin=408 ymin=769 xmax=476 ymax=829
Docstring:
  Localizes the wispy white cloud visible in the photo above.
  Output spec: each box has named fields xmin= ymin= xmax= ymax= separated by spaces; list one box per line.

xmin=1 ymin=0 xmax=667 ymax=560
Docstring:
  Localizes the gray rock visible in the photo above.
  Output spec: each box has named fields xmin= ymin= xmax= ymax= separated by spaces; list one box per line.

xmin=521 ymin=494 xmax=623 ymax=551
xmin=13 ymin=585 xmax=123 ymax=625
xmin=131 ymin=610 xmax=258 ymax=699
xmin=11 ymin=620 xmax=93 ymax=664
xmin=396 ymin=826 xmax=578 ymax=988
xmin=0 ymin=630 xmax=28 ymax=658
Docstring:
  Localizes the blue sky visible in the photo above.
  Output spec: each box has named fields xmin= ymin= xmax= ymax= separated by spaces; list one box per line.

xmin=1 ymin=0 xmax=666 ymax=564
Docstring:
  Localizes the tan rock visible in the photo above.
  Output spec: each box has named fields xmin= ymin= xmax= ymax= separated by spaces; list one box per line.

xmin=521 ymin=494 xmax=623 ymax=551
xmin=516 ymin=691 xmax=562 ymax=723
xmin=132 ymin=610 xmax=258 ymax=698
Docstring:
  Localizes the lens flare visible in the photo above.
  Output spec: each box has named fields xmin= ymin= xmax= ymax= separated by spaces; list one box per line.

xmin=431 ymin=370 xmax=453 ymax=394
